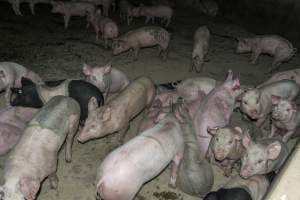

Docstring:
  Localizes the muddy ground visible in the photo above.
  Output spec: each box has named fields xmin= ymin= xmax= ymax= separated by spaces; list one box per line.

xmin=0 ymin=2 xmax=299 ymax=200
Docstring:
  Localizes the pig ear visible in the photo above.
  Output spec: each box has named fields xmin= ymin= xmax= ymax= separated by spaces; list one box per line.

xmin=0 ymin=70 xmax=5 ymax=78
xmin=83 ymin=64 xmax=92 ymax=76
xmin=19 ymin=177 xmax=40 ymax=200
xmin=242 ymin=131 xmax=252 ymax=149
xmin=225 ymin=69 xmax=233 ymax=81
xmin=104 ymin=64 xmax=112 ymax=74
xmin=100 ymin=107 xmax=111 ymax=121
xmin=207 ymin=127 xmax=219 ymax=135
xmin=21 ymin=77 xmax=34 ymax=86
xmin=88 ymin=97 xmax=98 ymax=112
xmin=233 ymin=126 xmax=243 ymax=134
xmin=266 ymin=141 xmax=282 ymax=160
xmin=271 ymin=95 xmax=281 ymax=105
xmin=232 ymin=77 xmax=240 ymax=90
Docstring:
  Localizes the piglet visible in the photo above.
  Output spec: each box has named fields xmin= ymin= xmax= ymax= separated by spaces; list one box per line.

xmin=206 ymin=126 xmax=246 ymax=176
xmin=0 ymin=62 xmax=43 ymax=106
xmin=0 ymin=96 xmax=80 ymax=200
xmin=193 ymin=69 xmax=241 ymax=155
xmin=95 ymin=111 xmax=184 ymax=200
xmin=82 ymin=63 xmax=129 ymax=100
xmin=236 ymin=35 xmax=297 ymax=73
xmin=271 ymin=95 xmax=300 ymax=142
xmin=77 ymin=76 xmax=156 ymax=143
xmin=191 ymin=26 xmax=210 ymax=72
xmin=240 ymin=132 xmax=289 ymax=178
xmin=204 ymin=175 xmax=269 ymax=200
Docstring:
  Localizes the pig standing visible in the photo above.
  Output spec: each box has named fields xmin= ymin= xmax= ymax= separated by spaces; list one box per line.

xmin=198 ymin=0 xmax=218 ymax=17
xmin=204 ymin=175 xmax=269 ymax=200
xmin=236 ymin=35 xmax=297 ymax=73
xmin=82 ymin=63 xmax=129 ymax=100
xmin=51 ymin=1 xmax=96 ymax=29
xmin=240 ymin=132 xmax=289 ymax=178
xmin=193 ymin=70 xmax=241 ymax=155
xmin=238 ymin=80 xmax=299 ymax=128
xmin=0 ymin=62 xmax=43 ymax=106
xmin=271 ymin=96 xmax=300 ymax=142
xmin=206 ymin=126 xmax=246 ymax=176
xmin=175 ymin=102 xmax=214 ymax=197
xmin=191 ymin=26 xmax=210 ymax=73
xmin=77 ymin=76 xmax=156 ymax=143
xmin=119 ymin=0 xmax=134 ymax=25
xmin=73 ymin=0 xmax=114 ymax=16
xmin=0 ymin=96 xmax=80 ymax=200
xmin=112 ymin=26 xmax=170 ymax=60
xmin=95 ymin=110 xmax=184 ymax=200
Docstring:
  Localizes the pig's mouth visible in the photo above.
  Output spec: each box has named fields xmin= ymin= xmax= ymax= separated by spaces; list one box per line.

xmin=214 ymin=152 xmax=226 ymax=161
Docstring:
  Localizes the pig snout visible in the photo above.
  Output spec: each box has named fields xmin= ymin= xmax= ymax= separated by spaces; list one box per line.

xmin=214 ymin=151 xmax=226 ymax=161
xmin=249 ymin=109 xmax=259 ymax=119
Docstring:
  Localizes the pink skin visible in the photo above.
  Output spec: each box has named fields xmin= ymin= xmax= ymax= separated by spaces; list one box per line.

xmin=236 ymin=35 xmax=297 ymax=73
xmin=77 ymin=76 xmax=156 ymax=143
xmin=95 ymin=113 xmax=184 ymax=200
xmin=51 ymin=1 xmax=96 ymax=29
xmin=0 ymin=62 xmax=44 ymax=106
xmin=112 ymin=26 xmax=170 ymax=60
xmin=82 ymin=63 xmax=129 ymax=100
xmin=271 ymin=95 xmax=300 ymax=142
xmin=191 ymin=26 xmax=210 ymax=73
xmin=193 ymin=69 xmax=241 ymax=155
xmin=206 ymin=126 xmax=245 ymax=176
xmin=152 ymin=90 xmax=179 ymax=107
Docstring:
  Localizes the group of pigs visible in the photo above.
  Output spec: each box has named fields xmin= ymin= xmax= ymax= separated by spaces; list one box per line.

xmin=0 ymin=59 xmax=300 ymax=200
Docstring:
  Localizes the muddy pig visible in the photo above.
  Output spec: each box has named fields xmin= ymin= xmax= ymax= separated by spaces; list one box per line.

xmin=271 ymin=96 xmax=300 ymax=142
xmin=240 ymin=132 xmax=289 ymax=178
xmin=236 ymin=35 xmax=297 ymax=73
xmin=51 ymin=1 xmax=96 ymax=29
xmin=119 ymin=0 xmax=134 ymax=25
xmin=191 ymin=26 xmax=210 ymax=72
xmin=193 ymin=70 xmax=241 ymax=155
xmin=206 ymin=126 xmax=246 ymax=176
xmin=0 ymin=96 xmax=80 ymax=200
xmin=83 ymin=63 xmax=129 ymax=100
xmin=258 ymin=68 xmax=300 ymax=88
xmin=0 ymin=62 xmax=43 ymax=106
xmin=95 ymin=110 xmax=183 ymax=200
xmin=174 ymin=102 xmax=214 ymax=197
xmin=238 ymin=80 xmax=299 ymax=128
xmin=112 ymin=26 xmax=170 ymax=60
xmin=204 ymin=175 xmax=269 ymax=200
xmin=77 ymin=76 xmax=156 ymax=143
xmin=10 ymin=78 xmax=104 ymax=124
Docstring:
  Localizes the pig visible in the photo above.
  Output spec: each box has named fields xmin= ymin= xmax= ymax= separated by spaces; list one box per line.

xmin=206 ymin=126 xmax=246 ymax=176
xmin=7 ymin=0 xmax=29 ymax=15
xmin=198 ymin=0 xmax=218 ymax=17
xmin=10 ymin=78 xmax=104 ymax=124
xmin=193 ymin=69 xmax=241 ymax=155
xmin=238 ymin=80 xmax=300 ymax=128
xmin=89 ymin=9 xmax=119 ymax=47
xmin=51 ymin=1 xmax=96 ymax=29
xmin=95 ymin=110 xmax=184 ymax=200
xmin=204 ymin=175 xmax=269 ymax=200
xmin=240 ymin=132 xmax=289 ymax=178
xmin=77 ymin=76 xmax=156 ymax=143
xmin=82 ymin=63 xmax=129 ymax=100
xmin=174 ymin=102 xmax=214 ymax=197
xmin=0 ymin=96 xmax=80 ymax=200
xmin=236 ymin=35 xmax=297 ymax=73
xmin=152 ymin=90 xmax=180 ymax=107
xmin=73 ymin=0 xmax=115 ymax=16
xmin=0 ymin=62 xmax=43 ymax=106
xmin=271 ymin=96 xmax=300 ymax=142
xmin=119 ymin=0 xmax=134 ymax=25
xmin=257 ymin=68 xmax=300 ymax=88
xmin=112 ymin=26 xmax=170 ymax=60
xmin=177 ymin=76 xmax=217 ymax=102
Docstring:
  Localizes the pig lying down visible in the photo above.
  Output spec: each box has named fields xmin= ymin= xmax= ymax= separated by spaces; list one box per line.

xmin=0 ymin=96 xmax=80 ymax=200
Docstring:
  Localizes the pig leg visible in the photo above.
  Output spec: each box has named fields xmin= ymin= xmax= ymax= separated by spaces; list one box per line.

xmin=48 ymin=173 xmax=59 ymax=189
xmin=165 ymin=18 xmax=171 ymax=27
xmin=4 ymin=87 xmax=12 ymax=106
xmin=250 ymin=48 xmax=261 ymax=64
xmin=221 ymin=160 xmax=234 ymax=177
xmin=65 ymin=114 xmax=80 ymax=162
xmin=145 ymin=16 xmax=151 ymax=24
xmin=29 ymin=2 xmax=35 ymax=15
xmin=64 ymin=15 xmax=71 ymax=29
xmin=169 ymin=153 xmax=183 ymax=188
xmin=282 ymin=130 xmax=295 ymax=143
xmin=133 ymin=48 xmax=140 ymax=60
xmin=270 ymin=124 xmax=278 ymax=138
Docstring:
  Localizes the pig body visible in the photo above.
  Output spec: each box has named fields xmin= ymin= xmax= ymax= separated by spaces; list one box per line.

xmin=119 ymin=0 xmax=134 ymax=25
xmin=204 ymin=175 xmax=269 ymax=200
xmin=240 ymin=133 xmax=289 ymax=178
xmin=83 ymin=63 xmax=129 ymax=99
xmin=0 ymin=62 xmax=43 ymax=106
xmin=95 ymin=113 xmax=184 ymax=200
xmin=271 ymin=96 xmax=300 ymax=142
xmin=0 ymin=96 xmax=80 ymax=200
xmin=77 ymin=76 xmax=156 ymax=142
xmin=236 ymin=35 xmax=297 ymax=73
xmin=198 ymin=0 xmax=218 ymax=17
xmin=191 ymin=26 xmax=210 ymax=72
xmin=193 ymin=70 xmax=241 ymax=154
xmin=51 ymin=1 xmax=96 ymax=29
xmin=73 ymin=0 xmax=114 ymax=16
xmin=112 ymin=26 xmax=170 ymax=60
xmin=239 ymin=80 xmax=299 ymax=128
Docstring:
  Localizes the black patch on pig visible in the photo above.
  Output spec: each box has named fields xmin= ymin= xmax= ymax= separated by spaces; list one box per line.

xmin=203 ymin=188 xmax=252 ymax=200
xmin=266 ymin=171 xmax=277 ymax=183
xmin=157 ymin=80 xmax=182 ymax=90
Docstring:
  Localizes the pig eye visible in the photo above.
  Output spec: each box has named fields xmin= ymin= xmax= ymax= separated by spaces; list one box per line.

xmin=229 ymin=140 xmax=233 ymax=144
xmin=286 ymin=108 xmax=290 ymax=112
xmin=92 ymin=76 xmax=97 ymax=81
xmin=243 ymin=101 xmax=248 ymax=105
xmin=215 ymin=138 xmax=219 ymax=142
xmin=257 ymin=159 xmax=263 ymax=164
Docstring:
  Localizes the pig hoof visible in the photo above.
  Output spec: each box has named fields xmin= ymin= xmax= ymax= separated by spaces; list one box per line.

xmin=168 ymin=183 xmax=176 ymax=189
